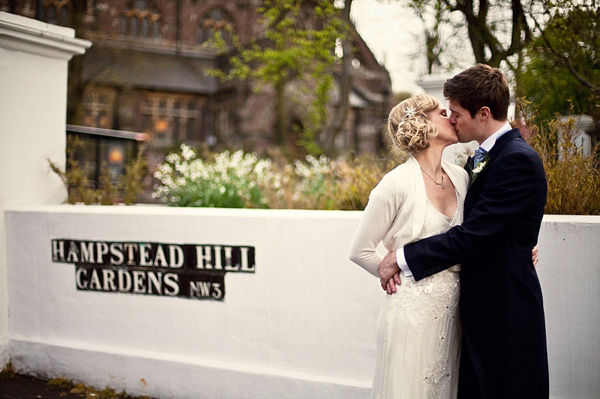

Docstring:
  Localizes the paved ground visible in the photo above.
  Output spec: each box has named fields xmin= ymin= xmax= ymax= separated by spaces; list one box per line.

xmin=0 ymin=372 xmax=153 ymax=399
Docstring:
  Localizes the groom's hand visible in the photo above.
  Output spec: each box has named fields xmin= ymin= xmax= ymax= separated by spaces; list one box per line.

xmin=378 ymin=251 xmax=401 ymax=292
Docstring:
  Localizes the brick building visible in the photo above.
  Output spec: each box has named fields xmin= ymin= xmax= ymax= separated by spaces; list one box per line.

xmin=2 ymin=0 xmax=391 ymax=159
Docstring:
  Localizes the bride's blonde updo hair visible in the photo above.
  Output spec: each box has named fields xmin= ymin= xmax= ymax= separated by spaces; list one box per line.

xmin=387 ymin=94 xmax=440 ymax=153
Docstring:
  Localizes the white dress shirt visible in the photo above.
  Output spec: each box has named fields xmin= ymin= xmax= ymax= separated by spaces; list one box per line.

xmin=396 ymin=122 xmax=513 ymax=277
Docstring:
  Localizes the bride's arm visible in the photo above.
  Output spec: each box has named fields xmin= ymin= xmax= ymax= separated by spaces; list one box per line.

xmin=349 ymin=190 xmax=402 ymax=278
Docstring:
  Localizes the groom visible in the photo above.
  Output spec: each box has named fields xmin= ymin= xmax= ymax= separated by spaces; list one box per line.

xmin=379 ymin=64 xmax=549 ymax=399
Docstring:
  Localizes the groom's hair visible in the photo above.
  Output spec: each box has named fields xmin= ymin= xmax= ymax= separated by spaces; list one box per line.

xmin=443 ymin=64 xmax=510 ymax=121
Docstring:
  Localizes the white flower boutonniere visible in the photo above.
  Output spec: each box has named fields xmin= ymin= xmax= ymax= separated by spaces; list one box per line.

xmin=470 ymin=156 xmax=489 ymax=183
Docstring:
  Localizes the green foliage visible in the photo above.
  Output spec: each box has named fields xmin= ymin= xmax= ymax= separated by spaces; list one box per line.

xmin=49 ymin=137 xmax=147 ymax=205
xmin=328 ymin=152 xmax=404 ymax=210
xmin=153 ymin=144 xmax=402 ymax=211
xmin=519 ymin=100 xmax=600 ymax=215
xmin=152 ymin=145 xmax=268 ymax=208
xmin=122 ymin=147 xmax=148 ymax=205
xmin=209 ymin=0 xmax=348 ymax=153
xmin=522 ymin=53 xmax=597 ymax=122
xmin=523 ymin=1 xmax=599 ymax=121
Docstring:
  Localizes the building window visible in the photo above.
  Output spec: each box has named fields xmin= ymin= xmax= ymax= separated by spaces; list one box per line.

xmin=41 ymin=0 xmax=70 ymax=26
xmin=197 ymin=7 xmax=234 ymax=47
xmin=141 ymin=94 xmax=201 ymax=144
xmin=82 ymin=88 xmax=115 ymax=129
xmin=120 ymin=0 xmax=161 ymax=40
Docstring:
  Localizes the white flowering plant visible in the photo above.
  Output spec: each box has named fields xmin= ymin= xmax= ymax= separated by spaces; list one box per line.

xmin=152 ymin=144 xmax=270 ymax=208
xmin=292 ymin=154 xmax=337 ymax=208
xmin=152 ymin=145 xmax=394 ymax=210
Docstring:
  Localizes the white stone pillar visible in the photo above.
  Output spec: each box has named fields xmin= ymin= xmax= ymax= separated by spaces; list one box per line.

xmin=0 ymin=11 xmax=91 ymax=368
xmin=560 ymin=115 xmax=595 ymax=156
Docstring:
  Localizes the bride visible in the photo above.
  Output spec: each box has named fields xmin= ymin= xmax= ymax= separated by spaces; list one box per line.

xmin=349 ymin=93 xmax=468 ymax=399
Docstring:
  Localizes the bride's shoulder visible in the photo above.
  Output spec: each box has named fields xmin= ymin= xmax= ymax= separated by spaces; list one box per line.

xmin=372 ymin=160 xmax=415 ymax=197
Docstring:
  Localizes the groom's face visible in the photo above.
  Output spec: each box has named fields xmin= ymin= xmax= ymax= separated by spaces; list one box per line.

xmin=448 ymin=99 xmax=479 ymax=143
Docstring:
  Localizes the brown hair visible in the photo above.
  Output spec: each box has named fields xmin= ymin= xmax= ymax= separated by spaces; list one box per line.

xmin=387 ymin=94 xmax=440 ymax=153
xmin=443 ymin=64 xmax=510 ymax=120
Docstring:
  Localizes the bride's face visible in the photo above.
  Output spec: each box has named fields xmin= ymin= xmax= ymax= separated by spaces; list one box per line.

xmin=427 ymin=106 xmax=458 ymax=145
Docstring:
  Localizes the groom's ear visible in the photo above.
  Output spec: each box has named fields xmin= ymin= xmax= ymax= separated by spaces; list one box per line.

xmin=478 ymin=106 xmax=492 ymax=121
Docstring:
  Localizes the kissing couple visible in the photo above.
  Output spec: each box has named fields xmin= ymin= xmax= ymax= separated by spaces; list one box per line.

xmin=350 ymin=64 xmax=549 ymax=399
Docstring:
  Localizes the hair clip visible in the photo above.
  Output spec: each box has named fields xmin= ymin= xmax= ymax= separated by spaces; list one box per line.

xmin=404 ymin=106 xmax=417 ymax=119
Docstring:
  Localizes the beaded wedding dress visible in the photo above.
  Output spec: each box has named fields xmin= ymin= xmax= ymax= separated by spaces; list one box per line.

xmin=370 ymin=194 xmax=463 ymax=399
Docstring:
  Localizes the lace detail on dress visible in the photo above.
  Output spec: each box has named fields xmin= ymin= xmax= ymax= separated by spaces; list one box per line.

xmin=370 ymin=190 xmax=464 ymax=399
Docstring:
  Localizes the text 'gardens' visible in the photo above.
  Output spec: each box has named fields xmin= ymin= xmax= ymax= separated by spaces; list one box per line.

xmin=51 ymin=239 xmax=255 ymax=301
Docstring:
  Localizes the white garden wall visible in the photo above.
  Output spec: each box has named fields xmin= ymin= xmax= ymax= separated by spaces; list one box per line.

xmin=0 ymin=12 xmax=90 ymax=368
xmin=4 ymin=206 xmax=599 ymax=399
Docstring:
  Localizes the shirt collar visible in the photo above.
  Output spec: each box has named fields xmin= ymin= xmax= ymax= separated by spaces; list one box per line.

xmin=480 ymin=122 xmax=512 ymax=152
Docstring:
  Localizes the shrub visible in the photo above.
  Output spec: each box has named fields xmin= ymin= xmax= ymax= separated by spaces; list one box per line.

xmin=49 ymin=137 xmax=147 ymax=205
xmin=152 ymin=145 xmax=400 ymax=210
xmin=518 ymin=102 xmax=600 ymax=215
xmin=152 ymin=145 xmax=269 ymax=208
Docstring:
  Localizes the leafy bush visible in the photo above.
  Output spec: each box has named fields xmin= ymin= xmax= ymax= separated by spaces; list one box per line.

xmin=152 ymin=144 xmax=400 ymax=210
xmin=518 ymin=101 xmax=600 ymax=215
xmin=49 ymin=137 xmax=147 ymax=205
xmin=152 ymin=145 xmax=269 ymax=208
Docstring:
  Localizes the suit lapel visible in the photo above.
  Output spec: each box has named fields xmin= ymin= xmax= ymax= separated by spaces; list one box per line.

xmin=464 ymin=128 xmax=523 ymax=217
xmin=484 ymin=128 xmax=522 ymax=168
xmin=467 ymin=128 xmax=522 ymax=187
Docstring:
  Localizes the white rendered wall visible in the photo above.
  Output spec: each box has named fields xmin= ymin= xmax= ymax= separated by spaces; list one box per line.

xmin=0 ymin=12 xmax=90 ymax=368
xmin=536 ymin=215 xmax=600 ymax=399
xmin=5 ymin=206 xmax=600 ymax=399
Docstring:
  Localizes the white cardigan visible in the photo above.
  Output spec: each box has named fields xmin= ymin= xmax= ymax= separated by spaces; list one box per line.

xmin=349 ymin=156 xmax=469 ymax=277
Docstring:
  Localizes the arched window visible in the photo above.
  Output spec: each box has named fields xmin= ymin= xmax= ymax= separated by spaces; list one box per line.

xmin=41 ymin=0 xmax=70 ymax=27
xmin=120 ymin=0 xmax=161 ymax=40
xmin=196 ymin=7 xmax=234 ymax=47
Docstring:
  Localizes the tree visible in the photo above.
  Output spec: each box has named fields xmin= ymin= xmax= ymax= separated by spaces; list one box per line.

xmin=402 ymin=0 xmax=535 ymax=84
xmin=411 ymin=0 xmax=445 ymax=74
xmin=524 ymin=0 xmax=599 ymax=121
xmin=320 ymin=0 xmax=353 ymax=155
xmin=212 ymin=0 xmax=348 ymax=155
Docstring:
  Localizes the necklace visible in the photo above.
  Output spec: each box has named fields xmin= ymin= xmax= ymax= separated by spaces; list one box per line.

xmin=420 ymin=167 xmax=445 ymax=189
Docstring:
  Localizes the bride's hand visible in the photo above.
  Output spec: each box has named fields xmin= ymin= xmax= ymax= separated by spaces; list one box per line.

xmin=532 ymin=245 xmax=539 ymax=268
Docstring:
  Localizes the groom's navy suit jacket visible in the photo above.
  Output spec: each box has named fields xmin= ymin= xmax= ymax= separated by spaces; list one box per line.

xmin=405 ymin=128 xmax=549 ymax=399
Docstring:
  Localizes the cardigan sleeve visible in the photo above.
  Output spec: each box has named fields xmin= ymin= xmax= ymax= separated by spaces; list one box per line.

xmin=349 ymin=178 xmax=405 ymax=277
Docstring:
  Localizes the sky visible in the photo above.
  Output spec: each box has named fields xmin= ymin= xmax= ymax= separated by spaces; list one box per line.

xmin=350 ymin=0 xmax=424 ymax=94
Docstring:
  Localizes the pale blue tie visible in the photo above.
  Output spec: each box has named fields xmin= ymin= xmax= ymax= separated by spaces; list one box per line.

xmin=473 ymin=147 xmax=487 ymax=166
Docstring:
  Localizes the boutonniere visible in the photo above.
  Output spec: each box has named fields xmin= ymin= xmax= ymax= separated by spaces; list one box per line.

xmin=470 ymin=155 xmax=489 ymax=183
